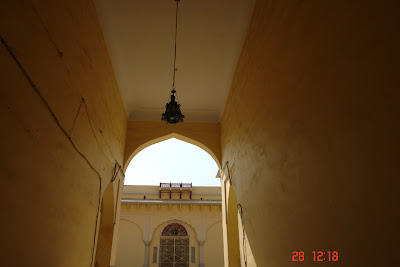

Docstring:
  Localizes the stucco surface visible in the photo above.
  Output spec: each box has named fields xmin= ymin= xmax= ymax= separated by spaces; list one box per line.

xmin=0 ymin=0 xmax=127 ymax=266
xmin=204 ymin=221 xmax=225 ymax=267
xmin=95 ymin=182 xmax=115 ymax=267
xmin=115 ymin=220 xmax=145 ymax=267
xmin=221 ymin=0 xmax=400 ymax=266
xmin=226 ymin=182 xmax=240 ymax=267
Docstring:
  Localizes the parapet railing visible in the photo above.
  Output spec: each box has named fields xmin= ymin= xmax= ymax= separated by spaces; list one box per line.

xmin=159 ymin=183 xmax=192 ymax=199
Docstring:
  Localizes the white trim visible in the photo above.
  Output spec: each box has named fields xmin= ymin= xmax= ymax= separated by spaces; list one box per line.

xmin=150 ymin=216 xmax=153 ymax=240
xmin=203 ymin=216 xmax=206 ymax=241
xmin=197 ymin=217 xmax=200 ymax=240
xmin=143 ymin=215 xmax=147 ymax=241
xmin=120 ymin=214 xmax=147 ymax=218
xmin=121 ymin=199 xmax=221 ymax=204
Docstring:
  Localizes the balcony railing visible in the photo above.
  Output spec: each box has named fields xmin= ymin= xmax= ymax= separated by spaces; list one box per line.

xmin=159 ymin=183 xmax=192 ymax=199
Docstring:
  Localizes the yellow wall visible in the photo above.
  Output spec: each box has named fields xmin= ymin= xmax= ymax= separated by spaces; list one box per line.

xmin=95 ymin=182 xmax=115 ymax=267
xmin=220 ymin=178 xmax=230 ymax=266
xmin=115 ymin=185 xmax=224 ymax=266
xmin=237 ymin=207 xmax=256 ymax=267
xmin=115 ymin=219 xmax=145 ymax=267
xmin=204 ymin=220 xmax=225 ymax=267
xmin=221 ymin=172 xmax=249 ymax=267
xmin=0 ymin=0 xmax=127 ymax=266
xmin=226 ymin=181 xmax=240 ymax=267
xmin=221 ymin=0 xmax=400 ymax=266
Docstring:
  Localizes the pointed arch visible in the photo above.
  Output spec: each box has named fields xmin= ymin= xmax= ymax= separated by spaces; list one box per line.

xmin=206 ymin=220 xmax=223 ymax=240
xmin=124 ymin=132 xmax=221 ymax=172
xmin=161 ymin=222 xmax=189 ymax=237
xmin=151 ymin=219 xmax=198 ymax=241
xmin=119 ymin=218 xmax=144 ymax=237
xmin=124 ymin=121 xmax=221 ymax=170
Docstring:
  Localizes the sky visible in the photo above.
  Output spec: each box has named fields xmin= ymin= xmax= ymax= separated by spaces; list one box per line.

xmin=124 ymin=138 xmax=220 ymax=186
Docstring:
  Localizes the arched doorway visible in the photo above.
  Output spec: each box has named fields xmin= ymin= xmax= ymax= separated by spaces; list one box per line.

xmin=159 ymin=223 xmax=190 ymax=267
xmin=124 ymin=132 xmax=221 ymax=171
xmin=124 ymin=137 xmax=220 ymax=186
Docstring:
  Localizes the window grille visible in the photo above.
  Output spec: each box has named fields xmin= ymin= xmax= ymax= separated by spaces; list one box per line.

xmin=191 ymin=247 xmax=195 ymax=263
xmin=162 ymin=223 xmax=188 ymax=236
xmin=153 ymin=247 xmax=158 ymax=263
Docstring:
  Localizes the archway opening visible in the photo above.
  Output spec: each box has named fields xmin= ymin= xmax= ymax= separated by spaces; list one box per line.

xmin=124 ymin=137 xmax=220 ymax=186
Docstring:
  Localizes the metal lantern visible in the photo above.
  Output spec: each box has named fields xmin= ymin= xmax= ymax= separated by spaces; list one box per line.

xmin=162 ymin=90 xmax=184 ymax=124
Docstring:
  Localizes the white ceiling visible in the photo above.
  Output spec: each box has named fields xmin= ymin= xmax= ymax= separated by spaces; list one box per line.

xmin=95 ymin=0 xmax=255 ymax=122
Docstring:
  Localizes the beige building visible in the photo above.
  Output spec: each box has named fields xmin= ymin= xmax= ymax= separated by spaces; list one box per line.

xmin=2 ymin=0 xmax=399 ymax=267
xmin=114 ymin=185 xmax=223 ymax=267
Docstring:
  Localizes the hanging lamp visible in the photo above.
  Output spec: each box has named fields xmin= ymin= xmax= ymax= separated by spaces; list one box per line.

xmin=162 ymin=0 xmax=185 ymax=124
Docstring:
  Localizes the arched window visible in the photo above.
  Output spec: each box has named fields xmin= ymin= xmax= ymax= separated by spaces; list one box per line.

xmin=160 ymin=223 xmax=189 ymax=267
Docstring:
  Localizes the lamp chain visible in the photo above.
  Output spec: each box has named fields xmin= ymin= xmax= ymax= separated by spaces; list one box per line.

xmin=172 ymin=0 xmax=180 ymax=90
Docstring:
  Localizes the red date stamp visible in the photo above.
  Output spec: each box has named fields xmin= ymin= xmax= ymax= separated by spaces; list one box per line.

xmin=292 ymin=251 xmax=339 ymax=262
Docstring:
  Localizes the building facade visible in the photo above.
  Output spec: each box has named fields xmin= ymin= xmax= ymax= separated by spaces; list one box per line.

xmin=114 ymin=185 xmax=224 ymax=267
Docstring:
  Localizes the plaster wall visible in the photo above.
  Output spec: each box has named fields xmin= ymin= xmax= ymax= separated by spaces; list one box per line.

xmin=124 ymin=121 xmax=221 ymax=167
xmin=221 ymin=0 xmax=400 ymax=266
xmin=226 ymin=182 xmax=240 ymax=267
xmin=237 ymin=218 xmax=256 ymax=267
xmin=115 ymin=219 xmax=145 ymax=267
xmin=220 ymin=178 xmax=230 ymax=266
xmin=95 ymin=183 xmax=115 ymax=267
xmin=0 ymin=0 xmax=127 ymax=266
xmin=203 ymin=221 xmax=225 ymax=267
xmin=220 ymin=174 xmax=243 ymax=267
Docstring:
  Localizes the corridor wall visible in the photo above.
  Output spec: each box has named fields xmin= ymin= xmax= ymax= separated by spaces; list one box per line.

xmin=220 ymin=0 xmax=400 ymax=266
xmin=0 ymin=0 xmax=127 ymax=266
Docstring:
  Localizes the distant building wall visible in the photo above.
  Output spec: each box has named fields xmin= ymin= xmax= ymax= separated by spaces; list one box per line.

xmin=114 ymin=185 xmax=224 ymax=267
